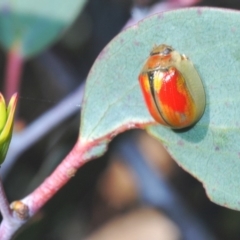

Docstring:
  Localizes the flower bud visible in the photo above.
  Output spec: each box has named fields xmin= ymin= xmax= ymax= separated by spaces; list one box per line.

xmin=0 ymin=93 xmax=18 ymax=164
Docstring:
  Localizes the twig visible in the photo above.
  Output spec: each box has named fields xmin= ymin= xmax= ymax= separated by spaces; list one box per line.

xmin=4 ymin=45 xmax=23 ymax=102
xmin=0 ymin=177 xmax=11 ymax=222
xmin=0 ymin=139 xmax=92 ymax=239
xmin=0 ymin=220 xmax=14 ymax=240
xmin=21 ymin=139 xmax=91 ymax=216
xmin=0 ymin=177 xmax=26 ymax=240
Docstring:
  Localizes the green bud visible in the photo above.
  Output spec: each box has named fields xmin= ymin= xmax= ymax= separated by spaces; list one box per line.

xmin=0 ymin=94 xmax=7 ymax=131
xmin=0 ymin=93 xmax=18 ymax=164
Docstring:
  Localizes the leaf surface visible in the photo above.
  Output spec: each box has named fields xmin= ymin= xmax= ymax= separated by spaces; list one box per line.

xmin=0 ymin=0 xmax=87 ymax=57
xmin=80 ymin=7 xmax=240 ymax=210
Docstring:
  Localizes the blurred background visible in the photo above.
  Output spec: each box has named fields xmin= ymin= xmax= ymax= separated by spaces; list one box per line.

xmin=1 ymin=0 xmax=240 ymax=239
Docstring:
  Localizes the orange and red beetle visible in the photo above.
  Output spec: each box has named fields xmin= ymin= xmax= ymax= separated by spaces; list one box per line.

xmin=138 ymin=44 xmax=206 ymax=129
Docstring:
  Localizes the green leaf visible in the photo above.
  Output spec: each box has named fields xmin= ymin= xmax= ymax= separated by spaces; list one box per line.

xmin=0 ymin=94 xmax=6 ymax=131
xmin=80 ymin=7 xmax=240 ymax=210
xmin=0 ymin=0 xmax=87 ymax=58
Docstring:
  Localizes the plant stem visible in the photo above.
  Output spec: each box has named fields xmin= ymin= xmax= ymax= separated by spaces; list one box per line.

xmin=0 ymin=220 xmax=14 ymax=240
xmin=0 ymin=139 xmax=92 ymax=239
xmin=0 ymin=218 xmax=25 ymax=240
xmin=0 ymin=179 xmax=20 ymax=240
xmin=0 ymin=177 xmax=12 ymax=222
xmin=22 ymin=139 xmax=91 ymax=216
xmin=4 ymin=45 xmax=23 ymax=102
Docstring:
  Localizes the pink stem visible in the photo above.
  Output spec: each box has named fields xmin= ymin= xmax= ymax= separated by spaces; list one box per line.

xmin=22 ymin=120 xmax=151 ymax=216
xmin=22 ymin=139 xmax=91 ymax=215
xmin=4 ymin=47 xmax=23 ymax=102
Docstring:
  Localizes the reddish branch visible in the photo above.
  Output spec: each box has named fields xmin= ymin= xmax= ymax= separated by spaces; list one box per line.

xmin=22 ymin=139 xmax=92 ymax=216
xmin=4 ymin=47 xmax=23 ymax=102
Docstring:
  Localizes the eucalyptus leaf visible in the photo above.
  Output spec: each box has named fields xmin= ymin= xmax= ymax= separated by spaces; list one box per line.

xmin=80 ymin=7 xmax=240 ymax=210
xmin=0 ymin=0 xmax=87 ymax=57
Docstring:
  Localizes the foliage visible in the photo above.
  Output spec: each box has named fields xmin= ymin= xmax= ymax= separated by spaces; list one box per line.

xmin=81 ymin=8 xmax=240 ymax=210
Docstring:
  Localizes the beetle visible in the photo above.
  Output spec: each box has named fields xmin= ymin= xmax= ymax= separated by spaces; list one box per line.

xmin=138 ymin=44 xmax=206 ymax=129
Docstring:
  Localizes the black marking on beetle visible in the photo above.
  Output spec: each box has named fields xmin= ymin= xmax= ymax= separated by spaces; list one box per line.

xmin=147 ymin=71 xmax=171 ymax=126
